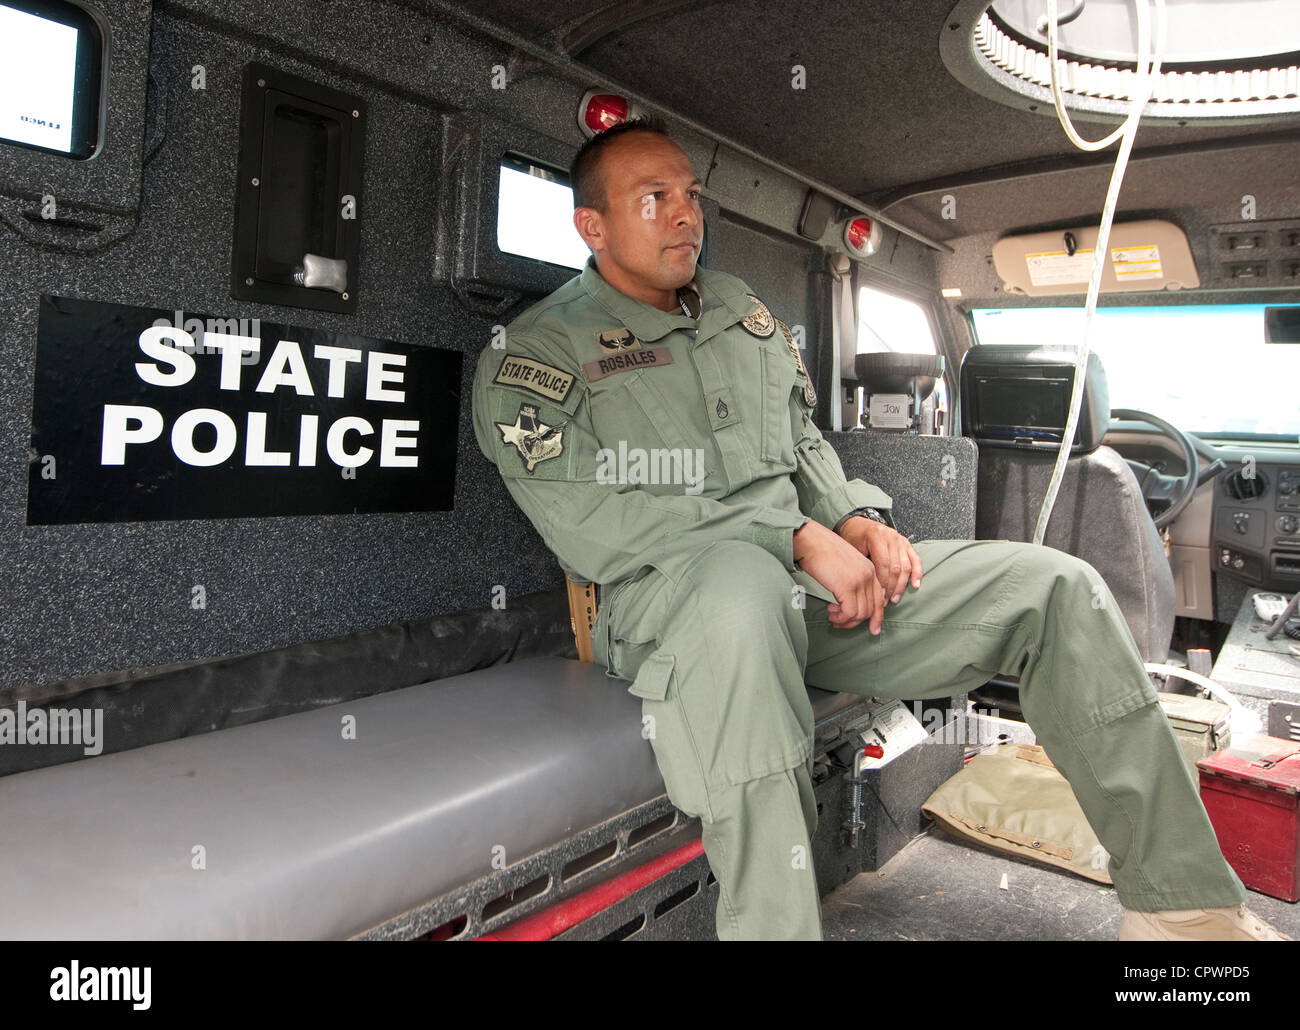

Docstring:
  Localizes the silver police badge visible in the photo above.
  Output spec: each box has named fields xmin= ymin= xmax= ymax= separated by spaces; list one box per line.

xmin=496 ymin=402 xmax=567 ymax=474
xmin=777 ymin=318 xmax=816 ymax=406
xmin=740 ymin=294 xmax=776 ymax=338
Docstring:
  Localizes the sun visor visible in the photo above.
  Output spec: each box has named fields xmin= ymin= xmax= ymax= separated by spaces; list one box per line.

xmin=992 ymin=219 xmax=1199 ymax=296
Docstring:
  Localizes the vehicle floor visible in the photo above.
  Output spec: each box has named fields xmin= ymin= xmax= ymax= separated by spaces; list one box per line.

xmin=820 ymin=825 xmax=1300 ymax=942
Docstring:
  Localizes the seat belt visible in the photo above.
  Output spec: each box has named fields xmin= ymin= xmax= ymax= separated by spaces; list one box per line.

xmin=828 ymin=253 xmax=858 ymax=431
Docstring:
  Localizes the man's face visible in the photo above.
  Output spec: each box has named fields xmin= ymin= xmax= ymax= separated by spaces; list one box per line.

xmin=573 ymin=132 xmax=704 ymax=310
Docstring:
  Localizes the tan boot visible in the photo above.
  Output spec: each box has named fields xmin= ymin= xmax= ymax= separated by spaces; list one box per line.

xmin=1119 ymin=903 xmax=1293 ymax=941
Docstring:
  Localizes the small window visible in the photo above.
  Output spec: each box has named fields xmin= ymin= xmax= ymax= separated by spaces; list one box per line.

xmin=0 ymin=0 xmax=104 ymax=160
xmin=857 ymin=285 xmax=938 ymax=355
xmin=856 ymin=285 xmax=948 ymax=418
xmin=496 ymin=154 xmax=589 ymax=271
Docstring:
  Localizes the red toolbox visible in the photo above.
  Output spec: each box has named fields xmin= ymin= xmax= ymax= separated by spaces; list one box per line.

xmin=1197 ymin=736 xmax=1300 ymax=902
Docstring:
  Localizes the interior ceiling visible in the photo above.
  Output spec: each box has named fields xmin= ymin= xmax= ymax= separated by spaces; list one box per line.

xmin=447 ymin=0 xmax=1293 ymax=203
xmin=886 ymin=137 xmax=1300 ymax=241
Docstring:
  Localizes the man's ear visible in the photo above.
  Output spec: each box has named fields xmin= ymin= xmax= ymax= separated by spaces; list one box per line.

xmin=573 ymin=206 xmax=605 ymax=253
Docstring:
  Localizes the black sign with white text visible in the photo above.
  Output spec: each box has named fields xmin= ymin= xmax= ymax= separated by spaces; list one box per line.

xmin=27 ymin=295 xmax=461 ymax=524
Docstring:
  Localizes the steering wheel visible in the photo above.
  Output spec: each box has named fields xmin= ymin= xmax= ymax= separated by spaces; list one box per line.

xmin=1111 ymin=408 xmax=1200 ymax=531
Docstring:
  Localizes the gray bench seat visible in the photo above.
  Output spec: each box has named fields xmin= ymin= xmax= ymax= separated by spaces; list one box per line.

xmin=0 ymin=655 xmax=853 ymax=939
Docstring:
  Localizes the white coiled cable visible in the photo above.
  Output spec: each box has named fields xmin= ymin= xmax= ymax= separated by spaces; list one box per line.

xmin=1032 ymin=0 xmax=1167 ymax=545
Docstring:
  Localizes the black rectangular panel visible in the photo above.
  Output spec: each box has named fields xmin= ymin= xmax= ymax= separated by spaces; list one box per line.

xmin=232 ymin=63 xmax=364 ymax=313
xmin=27 ymin=295 xmax=460 ymax=524
xmin=796 ymin=190 xmax=835 ymax=241
xmin=254 ymin=90 xmax=343 ymax=282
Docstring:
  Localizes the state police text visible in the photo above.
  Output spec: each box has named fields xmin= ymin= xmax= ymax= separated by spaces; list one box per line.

xmin=102 ymin=327 xmax=421 ymax=469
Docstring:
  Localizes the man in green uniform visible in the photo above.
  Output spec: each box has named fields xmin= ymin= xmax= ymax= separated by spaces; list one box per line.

xmin=471 ymin=118 xmax=1287 ymax=941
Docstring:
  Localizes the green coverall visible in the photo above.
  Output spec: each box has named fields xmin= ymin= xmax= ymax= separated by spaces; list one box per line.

xmin=470 ymin=256 xmax=1247 ymax=940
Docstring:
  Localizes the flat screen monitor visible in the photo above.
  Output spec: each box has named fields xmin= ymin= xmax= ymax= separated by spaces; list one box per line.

xmin=972 ymin=373 xmax=1072 ymax=442
xmin=1265 ymin=305 xmax=1300 ymax=345
xmin=0 ymin=1 xmax=103 ymax=159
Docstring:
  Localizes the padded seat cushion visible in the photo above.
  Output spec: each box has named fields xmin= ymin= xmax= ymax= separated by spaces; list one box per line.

xmin=0 ymin=658 xmax=655 ymax=938
xmin=0 ymin=656 xmax=851 ymax=939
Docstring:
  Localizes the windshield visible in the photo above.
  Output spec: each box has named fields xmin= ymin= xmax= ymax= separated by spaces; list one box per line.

xmin=969 ymin=303 xmax=1300 ymax=440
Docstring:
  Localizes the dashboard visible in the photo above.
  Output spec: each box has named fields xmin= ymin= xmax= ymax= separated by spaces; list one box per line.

xmin=1105 ymin=429 xmax=1300 ymax=594
xmin=1211 ymin=462 xmax=1300 ymax=586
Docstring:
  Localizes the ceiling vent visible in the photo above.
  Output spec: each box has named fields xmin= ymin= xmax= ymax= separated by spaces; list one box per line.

xmin=942 ymin=0 xmax=1300 ymax=125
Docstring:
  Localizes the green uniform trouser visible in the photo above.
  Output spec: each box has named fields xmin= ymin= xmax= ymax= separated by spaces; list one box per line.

xmin=593 ymin=536 xmax=1247 ymax=941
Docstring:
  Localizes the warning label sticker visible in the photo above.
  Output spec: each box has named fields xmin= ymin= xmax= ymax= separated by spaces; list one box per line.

xmin=1025 ymin=249 xmax=1095 ymax=286
xmin=1111 ymin=244 xmax=1163 ymax=280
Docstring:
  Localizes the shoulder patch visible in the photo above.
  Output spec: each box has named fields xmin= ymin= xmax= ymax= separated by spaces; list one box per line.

xmin=495 ymin=401 xmax=567 ymax=475
xmin=740 ymin=294 xmax=776 ymax=339
xmin=493 ymin=353 xmax=577 ymax=404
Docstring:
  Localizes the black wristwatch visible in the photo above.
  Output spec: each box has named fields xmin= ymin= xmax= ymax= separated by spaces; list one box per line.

xmin=833 ymin=506 xmax=890 ymax=532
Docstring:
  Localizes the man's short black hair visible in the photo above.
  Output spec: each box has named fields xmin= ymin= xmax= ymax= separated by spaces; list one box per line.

xmin=570 ymin=115 xmax=672 ymax=211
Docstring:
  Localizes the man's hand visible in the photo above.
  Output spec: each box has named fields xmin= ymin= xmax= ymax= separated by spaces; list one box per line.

xmin=792 ymin=519 xmax=887 ymax=634
xmin=837 ymin=516 xmax=923 ymax=605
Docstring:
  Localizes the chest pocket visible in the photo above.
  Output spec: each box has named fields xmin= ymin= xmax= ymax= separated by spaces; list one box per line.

xmin=758 ymin=343 xmax=798 ymax=471
xmin=588 ymin=367 xmax=714 ymax=489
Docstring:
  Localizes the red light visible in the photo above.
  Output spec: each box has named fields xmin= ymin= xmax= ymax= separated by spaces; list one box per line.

xmin=846 ymin=217 xmax=873 ymax=252
xmin=583 ymin=94 xmax=629 ymax=135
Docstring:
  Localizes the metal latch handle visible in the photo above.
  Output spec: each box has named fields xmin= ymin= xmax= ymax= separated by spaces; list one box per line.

xmin=293 ymin=253 xmax=348 ymax=293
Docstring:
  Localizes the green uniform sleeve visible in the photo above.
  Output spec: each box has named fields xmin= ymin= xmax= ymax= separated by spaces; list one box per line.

xmin=472 ymin=341 xmax=810 ymax=585
xmin=789 ymin=391 xmax=895 ymax=532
